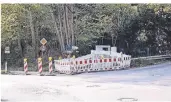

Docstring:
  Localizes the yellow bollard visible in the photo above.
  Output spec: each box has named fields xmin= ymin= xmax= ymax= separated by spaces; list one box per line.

xmin=24 ymin=58 xmax=27 ymax=62
xmin=49 ymin=57 xmax=52 ymax=61
xmin=38 ymin=58 xmax=42 ymax=62
xmin=72 ymin=55 xmax=75 ymax=59
xmin=101 ymin=55 xmax=104 ymax=59
xmin=58 ymin=56 xmax=62 ymax=60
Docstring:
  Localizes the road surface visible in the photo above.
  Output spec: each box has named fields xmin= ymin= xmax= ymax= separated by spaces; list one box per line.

xmin=1 ymin=62 xmax=171 ymax=102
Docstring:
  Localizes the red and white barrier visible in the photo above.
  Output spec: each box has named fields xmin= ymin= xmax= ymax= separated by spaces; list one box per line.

xmin=54 ymin=59 xmax=72 ymax=74
xmin=88 ymin=59 xmax=93 ymax=72
xmin=76 ymin=60 xmax=86 ymax=73
xmin=38 ymin=58 xmax=42 ymax=74
xmin=24 ymin=58 xmax=28 ymax=74
xmin=54 ymin=53 xmax=131 ymax=75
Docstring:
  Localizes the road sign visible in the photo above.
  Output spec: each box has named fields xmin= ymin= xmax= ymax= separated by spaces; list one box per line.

xmin=5 ymin=47 xmax=10 ymax=54
xmin=40 ymin=45 xmax=46 ymax=52
xmin=40 ymin=38 xmax=47 ymax=45
xmin=72 ymin=46 xmax=78 ymax=50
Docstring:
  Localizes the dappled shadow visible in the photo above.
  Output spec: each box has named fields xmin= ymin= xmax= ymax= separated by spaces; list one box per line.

xmin=1 ymin=99 xmax=8 ymax=102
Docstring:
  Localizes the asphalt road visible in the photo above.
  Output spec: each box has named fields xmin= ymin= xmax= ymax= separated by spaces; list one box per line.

xmin=1 ymin=62 xmax=171 ymax=102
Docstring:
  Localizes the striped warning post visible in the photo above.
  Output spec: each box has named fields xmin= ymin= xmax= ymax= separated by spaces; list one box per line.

xmin=24 ymin=58 xmax=28 ymax=74
xmin=49 ymin=57 xmax=53 ymax=74
xmin=38 ymin=58 xmax=42 ymax=74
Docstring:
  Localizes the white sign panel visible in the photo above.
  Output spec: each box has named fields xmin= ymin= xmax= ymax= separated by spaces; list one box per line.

xmin=5 ymin=47 xmax=10 ymax=54
xmin=40 ymin=45 xmax=46 ymax=52
xmin=72 ymin=46 xmax=78 ymax=50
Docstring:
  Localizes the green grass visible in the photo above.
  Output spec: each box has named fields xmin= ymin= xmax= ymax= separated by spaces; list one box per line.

xmin=131 ymin=58 xmax=171 ymax=68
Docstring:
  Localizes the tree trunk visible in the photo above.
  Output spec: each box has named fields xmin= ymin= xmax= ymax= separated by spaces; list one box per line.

xmin=50 ymin=6 xmax=63 ymax=52
xmin=35 ymin=23 xmax=39 ymax=58
xmin=65 ymin=4 xmax=71 ymax=45
xmin=75 ymin=11 xmax=78 ymax=46
xmin=70 ymin=4 xmax=74 ymax=46
xmin=57 ymin=5 xmax=65 ymax=51
xmin=28 ymin=10 xmax=36 ymax=58
xmin=17 ymin=32 xmax=23 ymax=58
xmin=63 ymin=4 xmax=69 ymax=47
xmin=112 ymin=34 xmax=114 ymax=46
xmin=114 ymin=10 xmax=121 ymax=46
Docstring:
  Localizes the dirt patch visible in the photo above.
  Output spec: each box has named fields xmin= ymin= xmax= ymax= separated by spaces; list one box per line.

xmin=86 ymin=85 xmax=100 ymax=87
xmin=117 ymin=97 xmax=138 ymax=102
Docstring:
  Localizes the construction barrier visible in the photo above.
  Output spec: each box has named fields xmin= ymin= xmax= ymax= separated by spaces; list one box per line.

xmin=54 ymin=55 xmax=131 ymax=75
xmin=54 ymin=45 xmax=132 ymax=75
xmin=24 ymin=58 xmax=28 ymax=74
xmin=54 ymin=59 xmax=72 ymax=74
xmin=38 ymin=58 xmax=42 ymax=74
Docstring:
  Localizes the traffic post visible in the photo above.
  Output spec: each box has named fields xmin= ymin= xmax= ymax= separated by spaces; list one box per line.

xmin=38 ymin=57 xmax=43 ymax=75
xmin=24 ymin=58 xmax=28 ymax=74
xmin=5 ymin=61 xmax=7 ymax=73
xmin=38 ymin=38 xmax=47 ymax=75
xmin=5 ymin=46 xmax=10 ymax=73
xmin=49 ymin=57 xmax=53 ymax=74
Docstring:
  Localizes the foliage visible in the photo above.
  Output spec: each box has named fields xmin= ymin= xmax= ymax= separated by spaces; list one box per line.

xmin=1 ymin=4 xmax=171 ymax=69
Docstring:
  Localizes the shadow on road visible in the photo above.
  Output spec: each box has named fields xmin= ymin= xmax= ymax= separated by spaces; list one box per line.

xmin=1 ymin=99 xmax=8 ymax=102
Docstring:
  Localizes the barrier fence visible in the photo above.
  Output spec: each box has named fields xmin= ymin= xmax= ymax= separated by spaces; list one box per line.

xmin=6 ymin=54 xmax=170 ymax=75
xmin=54 ymin=53 xmax=131 ymax=75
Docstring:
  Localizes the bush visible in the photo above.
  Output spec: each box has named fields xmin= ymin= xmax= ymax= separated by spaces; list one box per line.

xmin=131 ymin=58 xmax=171 ymax=68
xmin=1 ymin=70 xmax=7 ymax=74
